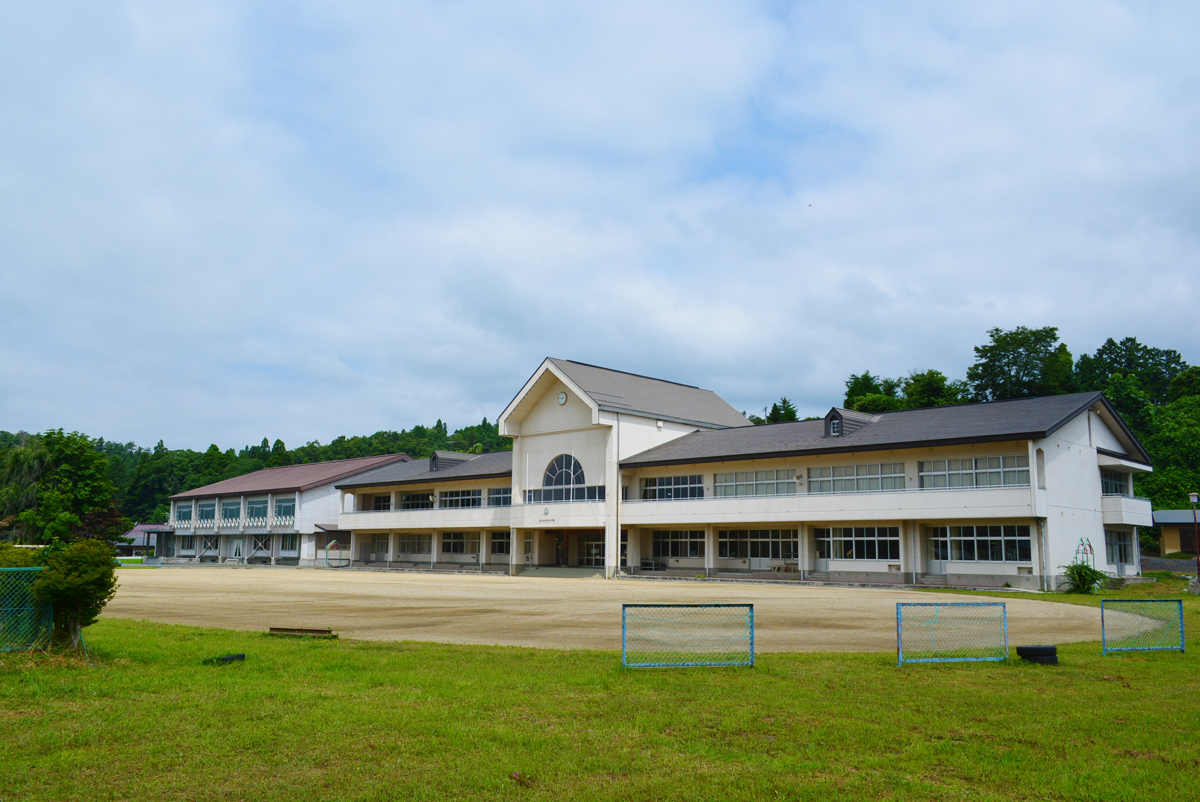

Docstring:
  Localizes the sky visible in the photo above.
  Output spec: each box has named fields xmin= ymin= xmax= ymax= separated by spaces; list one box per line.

xmin=2 ymin=1 xmax=1198 ymax=452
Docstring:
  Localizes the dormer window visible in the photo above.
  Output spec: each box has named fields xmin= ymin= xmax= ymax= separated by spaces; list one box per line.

xmin=830 ymin=419 xmax=841 ymax=436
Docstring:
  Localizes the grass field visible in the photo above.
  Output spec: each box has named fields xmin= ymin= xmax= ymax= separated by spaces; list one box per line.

xmin=2 ymin=575 xmax=1199 ymax=801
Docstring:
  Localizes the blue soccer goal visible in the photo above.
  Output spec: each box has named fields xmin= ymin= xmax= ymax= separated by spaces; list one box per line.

xmin=622 ymin=604 xmax=754 ymax=668
xmin=896 ymin=602 xmax=1008 ymax=666
xmin=1101 ymin=600 xmax=1185 ymax=655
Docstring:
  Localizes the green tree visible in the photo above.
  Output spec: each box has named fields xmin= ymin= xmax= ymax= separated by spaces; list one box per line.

xmin=901 ymin=370 xmax=971 ymax=409
xmin=266 ymin=439 xmax=293 ymax=467
xmin=1167 ymin=365 xmax=1200 ymax=402
xmin=1 ymin=430 xmax=128 ymax=546
xmin=766 ymin=398 xmax=799 ymax=423
xmin=33 ymin=538 xmax=119 ymax=649
xmin=844 ymin=372 xmax=899 ymax=408
xmin=852 ymin=394 xmax=906 ymax=413
xmin=966 ymin=326 xmax=1066 ymax=401
xmin=1075 ymin=337 xmax=1187 ymax=404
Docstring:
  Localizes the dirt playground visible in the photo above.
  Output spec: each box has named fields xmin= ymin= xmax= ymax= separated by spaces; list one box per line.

xmin=105 ymin=566 xmax=1102 ymax=653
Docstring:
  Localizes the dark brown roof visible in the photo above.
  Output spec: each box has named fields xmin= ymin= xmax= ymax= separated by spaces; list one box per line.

xmin=546 ymin=359 xmax=751 ymax=429
xmin=170 ymin=454 xmax=413 ymax=500
xmin=336 ymin=450 xmax=513 ymax=489
xmin=621 ymin=392 xmax=1151 ymax=468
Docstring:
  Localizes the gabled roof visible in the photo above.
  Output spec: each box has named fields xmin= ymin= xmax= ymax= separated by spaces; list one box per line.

xmin=621 ymin=392 xmax=1151 ymax=468
xmin=170 ymin=454 xmax=413 ymax=500
xmin=502 ymin=358 xmax=750 ymax=430
xmin=336 ymin=450 xmax=514 ymax=490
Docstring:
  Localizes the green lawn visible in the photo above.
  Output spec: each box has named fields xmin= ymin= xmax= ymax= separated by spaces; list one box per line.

xmin=2 ymin=579 xmax=1199 ymax=801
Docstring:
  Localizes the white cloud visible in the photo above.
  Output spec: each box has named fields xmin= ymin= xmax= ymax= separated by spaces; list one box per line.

xmin=0 ymin=0 xmax=1197 ymax=448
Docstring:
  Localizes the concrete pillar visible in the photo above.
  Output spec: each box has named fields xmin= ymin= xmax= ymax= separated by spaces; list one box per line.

xmin=509 ymin=528 xmax=520 ymax=575
xmin=431 ymin=531 xmax=439 ymax=569
xmin=704 ymin=524 xmax=715 ymax=578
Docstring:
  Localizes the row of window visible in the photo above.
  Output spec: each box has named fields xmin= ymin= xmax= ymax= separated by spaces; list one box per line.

xmin=918 ymin=456 xmax=1030 ymax=489
xmin=1101 ymin=470 xmax=1132 ymax=496
xmin=170 ymin=533 xmax=299 ymax=554
xmin=368 ymin=531 xmax=513 ymax=556
xmin=371 ymin=488 xmax=513 ymax=511
xmin=525 ymin=486 xmax=606 ymax=503
xmin=927 ymin=525 xmax=1032 ymax=563
xmin=814 ymin=527 xmax=901 ymax=560
xmin=717 ymin=529 xmax=800 ymax=560
xmin=808 ymin=464 xmax=904 ymax=494
xmin=635 ymin=455 xmax=1038 ymax=499
xmin=175 ymin=498 xmax=296 ymax=521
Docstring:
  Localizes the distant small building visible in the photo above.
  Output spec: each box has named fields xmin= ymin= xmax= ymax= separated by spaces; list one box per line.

xmin=1153 ymin=510 xmax=1200 ymax=555
xmin=118 ymin=522 xmax=173 ymax=556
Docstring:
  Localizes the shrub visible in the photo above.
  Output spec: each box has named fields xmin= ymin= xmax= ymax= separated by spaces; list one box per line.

xmin=1059 ymin=562 xmax=1109 ymax=594
xmin=0 ymin=543 xmax=41 ymax=567
xmin=32 ymin=538 xmax=119 ymax=650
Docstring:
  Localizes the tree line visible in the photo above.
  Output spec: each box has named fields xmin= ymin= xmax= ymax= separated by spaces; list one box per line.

xmin=0 ymin=418 xmax=510 ymax=541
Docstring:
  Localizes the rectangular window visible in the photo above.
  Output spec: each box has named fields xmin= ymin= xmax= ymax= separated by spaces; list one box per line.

xmin=491 ymin=530 xmax=511 ymax=554
xmin=487 ymin=488 xmax=512 ymax=507
xmin=641 ymin=476 xmax=704 ymax=500
xmin=918 ymin=456 xmax=1030 ymax=489
xmin=1105 ymin=530 xmax=1134 ymax=564
xmin=179 ymin=535 xmax=196 ymax=553
xmin=201 ymin=535 xmax=219 ymax=553
xmin=197 ymin=502 xmax=216 ymax=523
xmin=252 ymin=534 xmax=271 ymax=552
xmin=371 ymin=533 xmax=390 ymax=555
xmin=246 ymin=499 xmax=268 ymax=522
xmin=713 ymin=470 xmax=797 ymax=498
xmin=926 ymin=525 xmax=1032 ymax=563
xmin=651 ymin=530 xmax=706 ymax=558
xmin=441 ymin=532 xmax=468 ymax=554
xmin=220 ymin=501 xmax=241 ymax=520
xmin=280 ymin=533 xmax=298 ymax=552
xmin=371 ymin=495 xmax=392 ymax=511
xmin=400 ymin=493 xmax=434 ymax=510
xmin=807 ymin=463 xmax=905 ymax=494
xmin=813 ymin=527 xmax=901 ymax=560
xmin=1101 ymin=470 xmax=1130 ymax=496
xmin=174 ymin=503 xmax=193 ymax=522
xmin=717 ymin=529 xmax=799 ymax=560
xmin=525 ymin=486 xmax=606 ymax=503
xmin=440 ymin=489 xmax=482 ymax=509
xmin=274 ymin=497 xmax=296 ymax=518
xmin=396 ymin=534 xmax=432 ymax=554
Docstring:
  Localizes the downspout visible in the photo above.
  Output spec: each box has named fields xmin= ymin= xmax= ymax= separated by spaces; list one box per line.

xmin=1039 ymin=521 xmax=1048 ymax=592
xmin=614 ymin=412 xmax=620 ymax=578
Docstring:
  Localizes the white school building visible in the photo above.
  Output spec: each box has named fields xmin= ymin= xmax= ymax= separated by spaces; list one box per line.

xmin=167 ymin=358 xmax=1153 ymax=589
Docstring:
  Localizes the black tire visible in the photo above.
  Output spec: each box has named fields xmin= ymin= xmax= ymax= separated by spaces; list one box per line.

xmin=1016 ymin=644 xmax=1058 ymax=664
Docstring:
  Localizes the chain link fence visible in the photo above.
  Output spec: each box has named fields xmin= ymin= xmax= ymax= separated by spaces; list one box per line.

xmin=0 ymin=567 xmax=52 ymax=652
xmin=1101 ymin=600 xmax=1185 ymax=655
xmin=622 ymin=604 xmax=754 ymax=668
xmin=897 ymin=602 xmax=1008 ymax=666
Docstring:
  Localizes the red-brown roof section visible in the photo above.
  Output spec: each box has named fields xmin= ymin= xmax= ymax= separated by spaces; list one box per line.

xmin=169 ymin=454 xmax=412 ymax=500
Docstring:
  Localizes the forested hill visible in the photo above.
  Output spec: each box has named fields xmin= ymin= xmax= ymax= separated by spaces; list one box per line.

xmin=0 ymin=418 xmax=509 ymax=525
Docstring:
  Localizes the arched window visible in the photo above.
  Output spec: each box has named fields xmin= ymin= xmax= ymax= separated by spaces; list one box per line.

xmin=544 ymin=455 xmax=585 ymax=487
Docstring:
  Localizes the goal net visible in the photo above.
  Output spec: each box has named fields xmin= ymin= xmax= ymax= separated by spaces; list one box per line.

xmin=622 ymin=604 xmax=754 ymax=668
xmin=1101 ymin=600 xmax=1185 ymax=655
xmin=896 ymin=602 xmax=1008 ymax=666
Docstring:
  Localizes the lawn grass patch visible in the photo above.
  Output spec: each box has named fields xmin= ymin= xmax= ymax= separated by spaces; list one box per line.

xmin=2 ymin=600 xmax=1199 ymax=801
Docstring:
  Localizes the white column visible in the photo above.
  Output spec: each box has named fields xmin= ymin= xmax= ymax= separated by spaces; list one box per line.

xmin=798 ymin=523 xmax=807 ymax=581
xmin=431 ymin=531 xmax=439 ymax=569
xmin=509 ymin=528 xmax=520 ymax=575
xmin=479 ymin=529 xmax=487 ymax=571
xmin=701 ymin=525 xmax=713 ymax=577
xmin=348 ymin=530 xmax=355 ymax=567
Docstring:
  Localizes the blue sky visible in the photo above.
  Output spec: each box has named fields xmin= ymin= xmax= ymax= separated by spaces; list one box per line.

xmin=2 ymin=1 xmax=1198 ymax=451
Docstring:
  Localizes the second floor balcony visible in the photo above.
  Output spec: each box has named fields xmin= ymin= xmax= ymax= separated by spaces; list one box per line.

xmin=171 ymin=514 xmax=297 ymax=533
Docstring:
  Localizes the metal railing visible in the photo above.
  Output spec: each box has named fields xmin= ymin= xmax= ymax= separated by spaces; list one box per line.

xmin=0 ymin=568 xmax=52 ymax=652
